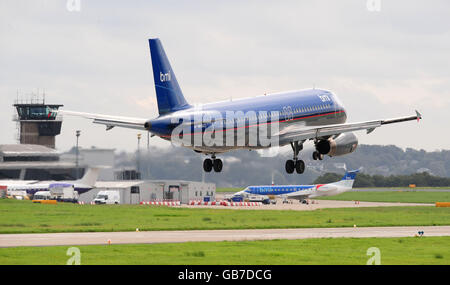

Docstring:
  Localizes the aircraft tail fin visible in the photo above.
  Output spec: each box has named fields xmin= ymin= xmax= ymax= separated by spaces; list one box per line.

xmin=341 ymin=169 xmax=359 ymax=181
xmin=76 ymin=167 xmax=100 ymax=187
xmin=149 ymin=38 xmax=191 ymax=115
xmin=333 ymin=169 xmax=360 ymax=189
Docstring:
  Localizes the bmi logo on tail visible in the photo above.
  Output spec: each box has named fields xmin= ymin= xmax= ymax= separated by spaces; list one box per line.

xmin=160 ymin=71 xmax=171 ymax=82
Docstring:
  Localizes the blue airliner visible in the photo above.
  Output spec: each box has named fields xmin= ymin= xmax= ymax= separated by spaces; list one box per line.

xmin=60 ymin=38 xmax=422 ymax=174
xmin=234 ymin=170 xmax=360 ymax=201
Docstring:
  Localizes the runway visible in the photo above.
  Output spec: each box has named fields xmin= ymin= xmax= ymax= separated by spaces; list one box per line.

xmin=1 ymin=226 xmax=449 ymax=248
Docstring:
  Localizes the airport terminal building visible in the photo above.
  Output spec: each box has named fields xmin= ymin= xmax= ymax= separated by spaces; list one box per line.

xmin=0 ymin=144 xmax=82 ymax=180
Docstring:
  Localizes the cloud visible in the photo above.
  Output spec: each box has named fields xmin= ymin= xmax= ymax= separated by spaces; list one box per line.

xmin=0 ymin=0 xmax=449 ymax=152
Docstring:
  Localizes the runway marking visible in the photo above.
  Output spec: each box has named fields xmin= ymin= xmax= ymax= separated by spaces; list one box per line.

xmin=1 ymin=226 xmax=449 ymax=248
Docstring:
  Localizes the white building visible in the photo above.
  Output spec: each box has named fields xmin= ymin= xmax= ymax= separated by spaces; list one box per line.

xmin=80 ymin=180 xmax=215 ymax=204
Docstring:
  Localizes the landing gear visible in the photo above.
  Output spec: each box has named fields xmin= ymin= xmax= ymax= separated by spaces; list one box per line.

xmin=312 ymin=151 xmax=324 ymax=161
xmin=285 ymin=160 xmax=295 ymax=174
xmin=286 ymin=141 xmax=305 ymax=174
xmin=203 ymin=159 xmax=213 ymax=172
xmin=285 ymin=159 xmax=305 ymax=174
xmin=213 ymin=159 xmax=223 ymax=172
xmin=203 ymin=154 xmax=223 ymax=173
xmin=295 ymin=160 xmax=305 ymax=174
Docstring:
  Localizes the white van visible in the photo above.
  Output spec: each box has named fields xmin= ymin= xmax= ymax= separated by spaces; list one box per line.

xmin=93 ymin=190 xmax=120 ymax=205
xmin=33 ymin=191 xmax=51 ymax=200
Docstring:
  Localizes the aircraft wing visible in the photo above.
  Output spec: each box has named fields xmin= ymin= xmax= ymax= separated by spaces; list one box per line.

xmin=284 ymin=188 xmax=315 ymax=200
xmin=276 ymin=110 xmax=422 ymax=142
xmin=284 ymin=193 xmax=311 ymax=201
xmin=58 ymin=110 xmax=148 ymax=131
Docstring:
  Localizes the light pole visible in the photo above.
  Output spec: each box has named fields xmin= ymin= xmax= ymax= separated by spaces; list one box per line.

xmin=137 ymin=133 xmax=141 ymax=179
xmin=75 ymin=130 xmax=81 ymax=179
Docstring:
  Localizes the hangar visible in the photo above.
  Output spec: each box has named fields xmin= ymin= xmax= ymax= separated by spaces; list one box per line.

xmin=80 ymin=180 xmax=215 ymax=205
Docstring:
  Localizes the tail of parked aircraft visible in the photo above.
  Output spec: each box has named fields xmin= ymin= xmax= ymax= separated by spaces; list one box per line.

xmin=331 ymin=169 xmax=360 ymax=189
xmin=149 ymin=38 xmax=191 ymax=115
xmin=76 ymin=167 xmax=100 ymax=187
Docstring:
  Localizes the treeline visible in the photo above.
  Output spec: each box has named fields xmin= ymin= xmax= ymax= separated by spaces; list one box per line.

xmin=313 ymin=172 xmax=450 ymax=188
xmin=108 ymin=144 xmax=450 ymax=187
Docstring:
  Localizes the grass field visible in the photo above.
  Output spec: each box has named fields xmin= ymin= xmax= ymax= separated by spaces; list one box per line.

xmin=0 ymin=199 xmax=449 ymax=234
xmin=0 ymin=237 xmax=448 ymax=265
xmin=355 ymin=187 xmax=450 ymax=190
xmin=216 ymin=187 xmax=242 ymax=193
xmin=317 ymin=191 xmax=450 ymax=204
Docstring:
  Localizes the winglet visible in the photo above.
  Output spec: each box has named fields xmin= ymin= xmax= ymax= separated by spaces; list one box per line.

xmin=415 ymin=110 xmax=422 ymax=122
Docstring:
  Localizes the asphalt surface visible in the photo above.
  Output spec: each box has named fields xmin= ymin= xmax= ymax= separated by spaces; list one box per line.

xmin=208 ymin=196 xmax=434 ymax=211
xmin=1 ymin=226 xmax=449 ymax=248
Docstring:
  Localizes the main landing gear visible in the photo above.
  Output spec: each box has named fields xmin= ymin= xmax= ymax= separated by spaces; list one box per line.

xmin=312 ymin=151 xmax=324 ymax=161
xmin=285 ymin=141 xmax=305 ymax=174
xmin=203 ymin=154 xmax=223 ymax=173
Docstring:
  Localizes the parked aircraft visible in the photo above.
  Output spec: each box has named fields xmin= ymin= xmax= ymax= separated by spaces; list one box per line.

xmin=58 ymin=38 xmax=422 ymax=174
xmin=233 ymin=169 xmax=360 ymax=201
xmin=0 ymin=167 xmax=100 ymax=195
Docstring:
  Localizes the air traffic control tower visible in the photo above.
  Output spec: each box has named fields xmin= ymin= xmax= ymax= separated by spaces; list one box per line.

xmin=13 ymin=98 xmax=63 ymax=149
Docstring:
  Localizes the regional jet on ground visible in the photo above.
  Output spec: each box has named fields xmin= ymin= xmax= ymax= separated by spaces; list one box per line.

xmin=58 ymin=38 xmax=422 ymax=174
xmin=0 ymin=167 xmax=100 ymax=195
xmin=234 ymin=169 xmax=360 ymax=202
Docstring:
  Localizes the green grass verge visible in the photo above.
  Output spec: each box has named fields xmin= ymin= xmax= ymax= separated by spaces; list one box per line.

xmin=0 ymin=199 xmax=449 ymax=234
xmin=355 ymin=187 xmax=450 ymax=190
xmin=0 ymin=237 xmax=448 ymax=265
xmin=317 ymin=191 xmax=450 ymax=204
xmin=216 ymin=187 xmax=242 ymax=193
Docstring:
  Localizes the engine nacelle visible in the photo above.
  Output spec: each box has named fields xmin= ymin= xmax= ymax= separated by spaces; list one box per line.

xmin=315 ymin=132 xmax=358 ymax=157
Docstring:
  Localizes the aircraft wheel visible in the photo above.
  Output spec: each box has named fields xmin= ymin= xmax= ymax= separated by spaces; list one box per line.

xmin=312 ymin=151 xmax=319 ymax=160
xmin=295 ymin=160 xmax=305 ymax=174
xmin=285 ymin=160 xmax=295 ymax=174
xmin=203 ymin=159 xmax=213 ymax=172
xmin=213 ymin=159 xmax=223 ymax=172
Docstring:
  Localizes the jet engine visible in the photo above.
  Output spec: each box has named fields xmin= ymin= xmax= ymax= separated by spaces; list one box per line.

xmin=315 ymin=132 xmax=358 ymax=157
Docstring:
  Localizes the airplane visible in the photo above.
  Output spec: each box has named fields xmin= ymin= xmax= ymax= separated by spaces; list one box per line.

xmin=233 ymin=169 xmax=360 ymax=202
xmin=0 ymin=167 xmax=100 ymax=195
xmin=57 ymin=38 xmax=422 ymax=174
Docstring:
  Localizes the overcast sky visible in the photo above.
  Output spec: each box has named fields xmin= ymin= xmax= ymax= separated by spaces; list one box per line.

xmin=0 ymin=0 xmax=449 ymax=153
